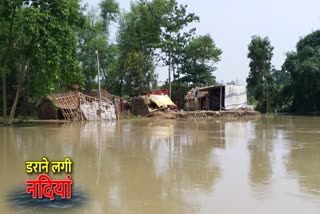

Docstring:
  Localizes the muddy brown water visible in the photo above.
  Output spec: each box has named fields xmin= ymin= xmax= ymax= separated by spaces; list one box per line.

xmin=0 ymin=116 xmax=320 ymax=214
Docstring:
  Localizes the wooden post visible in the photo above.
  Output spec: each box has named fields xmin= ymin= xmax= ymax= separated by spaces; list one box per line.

xmin=168 ymin=50 xmax=172 ymax=98
xmin=96 ymin=50 xmax=102 ymax=119
xmin=220 ymin=85 xmax=222 ymax=111
xmin=266 ymin=77 xmax=269 ymax=113
xmin=95 ymin=50 xmax=102 ymax=102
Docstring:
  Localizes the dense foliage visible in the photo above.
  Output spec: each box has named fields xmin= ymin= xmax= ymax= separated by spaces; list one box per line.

xmin=0 ymin=0 xmax=221 ymax=124
xmin=248 ymin=31 xmax=320 ymax=114
xmin=282 ymin=31 xmax=320 ymax=113
xmin=247 ymin=36 xmax=275 ymax=113
xmin=0 ymin=0 xmax=85 ymax=124
xmin=3 ymin=0 xmax=317 ymax=124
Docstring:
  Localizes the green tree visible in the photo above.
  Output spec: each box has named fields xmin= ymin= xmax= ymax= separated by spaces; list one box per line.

xmin=77 ymin=1 xmax=119 ymax=91
xmin=282 ymin=30 xmax=320 ymax=113
xmin=247 ymin=36 xmax=274 ymax=113
xmin=116 ymin=0 xmax=166 ymax=96
xmin=178 ymin=34 xmax=222 ymax=86
xmin=77 ymin=8 xmax=103 ymax=90
xmin=160 ymin=0 xmax=199 ymax=97
xmin=117 ymin=0 xmax=167 ymax=54
xmin=123 ymin=51 xmax=157 ymax=96
xmin=269 ymin=68 xmax=291 ymax=112
xmin=99 ymin=0 xmax=119 ymax=37
xmin=272 ymin=68 xmax=289 ymax=86
xmin=0 ymin=0 xmax=85 ymax=125
xmin=0 ymin=0 xmax=21 ymax=124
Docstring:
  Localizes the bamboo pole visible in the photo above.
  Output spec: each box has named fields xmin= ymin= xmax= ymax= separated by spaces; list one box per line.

xmin=168 ymin=50 xmax=172 ymax=98
xmin=220 ymin=85 xmax=222 ymax=111
xmin=96 ymin=50 xmax=102 ymax=119
xmin=96 ymin=50 xmax=102 ymax=102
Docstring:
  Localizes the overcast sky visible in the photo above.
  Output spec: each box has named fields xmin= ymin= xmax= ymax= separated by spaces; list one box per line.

xmin=83 ymin=0 xmax=320 ymax=85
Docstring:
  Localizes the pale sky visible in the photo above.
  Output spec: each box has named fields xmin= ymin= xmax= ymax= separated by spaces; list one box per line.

xmin=83 ymin=0 xmax=320 ymax=85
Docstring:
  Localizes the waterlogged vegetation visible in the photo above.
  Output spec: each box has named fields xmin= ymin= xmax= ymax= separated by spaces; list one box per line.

xmin=1 ymin=0 xmax=319 ymax=125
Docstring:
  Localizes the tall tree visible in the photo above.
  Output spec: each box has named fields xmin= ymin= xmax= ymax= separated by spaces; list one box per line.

xmin=282 ymin=30 xmax=320 ymax=113
xmin=178 ymin=34 xmax=222 ymax=86
xmin=116 ymin=0 xmax=165 ymax=96
xmin=77 ymin=1 xmax=119 ymax=91
xmin=99 ymin=0 xmax=119 ymax=38
xmin=77 ymin=8 xmax=104 ymax=90
xmin=160 ymin=0 xmax=199 ymax=97
xmin=123 ymin=51 xmax=157 ymax=96
xmin=0 ymin=0 xmax=21 ymax=124
xmin=247 ymin=36 xmax=274 ymax=113
xmin=268 ymin=68 xmax=291 ymax=111
xmin=0 ymin=0 xmax=85 ymax=125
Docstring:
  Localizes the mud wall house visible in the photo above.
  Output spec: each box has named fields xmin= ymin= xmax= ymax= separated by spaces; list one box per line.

xmin=36 ymin=99 xmax=64 ymax=119
xmin=185 ymin=85 xmax=248 ymax=111
xmin=130 ymin=97 xmax=150 ymax=116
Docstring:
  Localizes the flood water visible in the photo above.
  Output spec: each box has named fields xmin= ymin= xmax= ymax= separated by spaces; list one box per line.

xmin=0 ymin=116 xmax=320 ymax=214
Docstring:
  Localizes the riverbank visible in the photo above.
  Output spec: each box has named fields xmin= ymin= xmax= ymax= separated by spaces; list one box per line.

xmin=0 ymin=117 xmax=66 ymax=125
xmin=0 ymin=110 xmax=261 ymax=124
xmin=147 ymin=110 xmax=261 ymax=119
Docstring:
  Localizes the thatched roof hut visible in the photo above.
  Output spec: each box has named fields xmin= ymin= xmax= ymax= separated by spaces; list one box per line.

xmin=88 ymin=89 xmax=115 ymax=101
xmin=37 ymin=92 xmax=84 ymax=120
xmin=37 ymin=91 xmax=117 ymax=121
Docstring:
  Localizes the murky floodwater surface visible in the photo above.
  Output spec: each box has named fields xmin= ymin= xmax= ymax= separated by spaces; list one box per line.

xmin=0 ymin=116 xmax=320 ymax=213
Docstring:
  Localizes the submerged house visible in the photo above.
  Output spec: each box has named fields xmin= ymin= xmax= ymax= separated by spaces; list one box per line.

xmin=36 ymin=90 xmax=117 ymax=121
xmin=185 ymin=85 xmax=249 ymax=111
xmin=130 ymin=90 xmax=177 ymax=116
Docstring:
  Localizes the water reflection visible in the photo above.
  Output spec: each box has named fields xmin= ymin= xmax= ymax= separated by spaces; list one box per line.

xmin=247 ymin=116 xmax=320 ymax=198
xmin=1 ymin=117 xmax=320 ymax=213
xmin=77 ymin=120 xmax=223 ymax=213
xmin=248 ymin=118 xmax=274 ymax=195
xmin=282 ymin=117 xmax=320 ymax=196
xmin=0 ymin=120 xmax=223 ymax=213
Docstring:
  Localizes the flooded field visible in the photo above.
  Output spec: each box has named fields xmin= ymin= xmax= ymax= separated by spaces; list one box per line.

xmin=0 ymin=116 xmax=320 ymax=214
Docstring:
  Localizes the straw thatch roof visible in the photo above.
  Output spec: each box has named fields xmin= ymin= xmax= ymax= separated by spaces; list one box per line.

xmin=47 ymin=92 xmax=80 ymax=110
xmin=89 ymin=89 xmax=114 ymax=101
